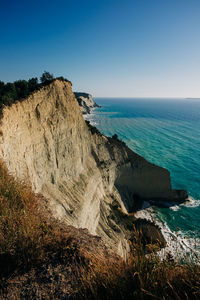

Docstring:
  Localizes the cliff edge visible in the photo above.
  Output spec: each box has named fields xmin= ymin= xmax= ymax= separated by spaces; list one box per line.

xmin=0 ymin=80 xmax=187 ymax=257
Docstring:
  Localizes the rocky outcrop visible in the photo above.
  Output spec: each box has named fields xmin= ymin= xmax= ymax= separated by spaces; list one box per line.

xmin=0 ymin=80 xmax=187 ymax=257
xmin=74 ymin=92 xmax=100 ymax=114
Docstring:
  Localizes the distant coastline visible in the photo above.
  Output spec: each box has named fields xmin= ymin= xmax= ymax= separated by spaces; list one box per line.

xmin=185 ymin=97 xmax=200 ymax=99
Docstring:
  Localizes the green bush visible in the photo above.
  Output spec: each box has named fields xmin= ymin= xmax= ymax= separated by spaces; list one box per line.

xmin=0 ymin=72 xmax=72 ymax=115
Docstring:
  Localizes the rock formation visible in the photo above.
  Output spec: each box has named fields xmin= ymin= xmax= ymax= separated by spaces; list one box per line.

xmin=74 ymin=92 xmax=100 ymax=114
xmin=0 ymin=80 xmax=187 ymax=258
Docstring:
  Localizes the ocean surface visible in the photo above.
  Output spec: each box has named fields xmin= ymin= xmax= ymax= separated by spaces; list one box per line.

xmin=86 ymin=97 xmax=200 ymax=254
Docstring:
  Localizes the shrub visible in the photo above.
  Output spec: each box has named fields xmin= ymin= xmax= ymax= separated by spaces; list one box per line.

xmin=85 ymin=120 xmax=102 ymax=135
xmin=112 ymin=133 xmax=118 ymax=140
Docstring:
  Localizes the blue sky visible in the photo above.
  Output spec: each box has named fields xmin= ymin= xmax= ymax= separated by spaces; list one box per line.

xmin=0 ymin=0 xmax=200 ymax=97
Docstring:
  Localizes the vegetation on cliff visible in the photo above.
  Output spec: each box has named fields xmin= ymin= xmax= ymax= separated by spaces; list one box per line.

xmin=0 ymin=161 xmax=199 ymax=299
xmin=0 ymin=71 xmax=71 ymax=111
xmin=85 ymin=120 xmax=102 ymax=135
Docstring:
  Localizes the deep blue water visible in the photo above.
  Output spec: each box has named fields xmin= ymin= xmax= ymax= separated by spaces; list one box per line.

xmin=88 ymin=98 xmax=200 ymax=240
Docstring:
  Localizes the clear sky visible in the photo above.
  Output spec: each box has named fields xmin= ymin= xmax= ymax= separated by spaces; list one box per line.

xmin=0 ymin=0 xmax=200 ymax=97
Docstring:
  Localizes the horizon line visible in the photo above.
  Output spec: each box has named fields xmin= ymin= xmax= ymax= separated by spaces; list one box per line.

xmin=93 ymin=96 xmax=200 ymax=99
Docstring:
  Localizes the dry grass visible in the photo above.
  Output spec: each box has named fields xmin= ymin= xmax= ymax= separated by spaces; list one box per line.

xmin=79 ymin=228 xmax=200 ymax=300
xmin=0 ymin=160 xmax=199 ymax=299
xmin=0 ymin=160 xmax=76 ymax=278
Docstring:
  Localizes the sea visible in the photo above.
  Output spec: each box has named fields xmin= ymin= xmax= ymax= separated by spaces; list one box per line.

xmin=86 ymin=97 xmax=200 ymax=257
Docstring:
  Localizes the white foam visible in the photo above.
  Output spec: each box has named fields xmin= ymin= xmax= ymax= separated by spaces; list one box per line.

xmin=169 ymin=205 xmax=180 ymax=211
xmin=134 ymin=205 xmax=200 ymax=262
xmin=181 ymin=197 xmax=200 ymax=208
xmin=134 ymin=206 xmax=154 ymax=222
xmin=84 ymin=113 xmax=99 ymax=126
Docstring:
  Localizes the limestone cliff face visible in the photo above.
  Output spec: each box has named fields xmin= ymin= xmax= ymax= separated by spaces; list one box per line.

xmin=0 ymin=80 xmax=187 ymax=257
xmin=74 ymin=92 xmax=99 ymax=114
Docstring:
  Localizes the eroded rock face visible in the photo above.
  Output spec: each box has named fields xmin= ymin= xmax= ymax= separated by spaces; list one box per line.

xmin=74 ymin=92 xmax=99 ymax=114
xmin=0 ymin=80 xmax=187 ymax=257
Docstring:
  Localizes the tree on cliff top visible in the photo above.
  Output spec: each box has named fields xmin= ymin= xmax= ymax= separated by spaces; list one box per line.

xmin=40 ymin=71 xmax=54 ymax=84
xmin=28 ymin=77 xmax=39 ymax=93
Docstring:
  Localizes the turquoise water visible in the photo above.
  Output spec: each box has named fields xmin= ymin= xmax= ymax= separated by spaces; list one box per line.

xmin=89 ymin=98 xmax=200 ymax=241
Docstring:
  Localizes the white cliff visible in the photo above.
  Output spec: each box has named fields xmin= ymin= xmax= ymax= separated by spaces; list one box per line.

xmin=0 ymin=80 xmax=187 ymax=257
xmin=74 ymin=92 xmax=99 ymax=114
